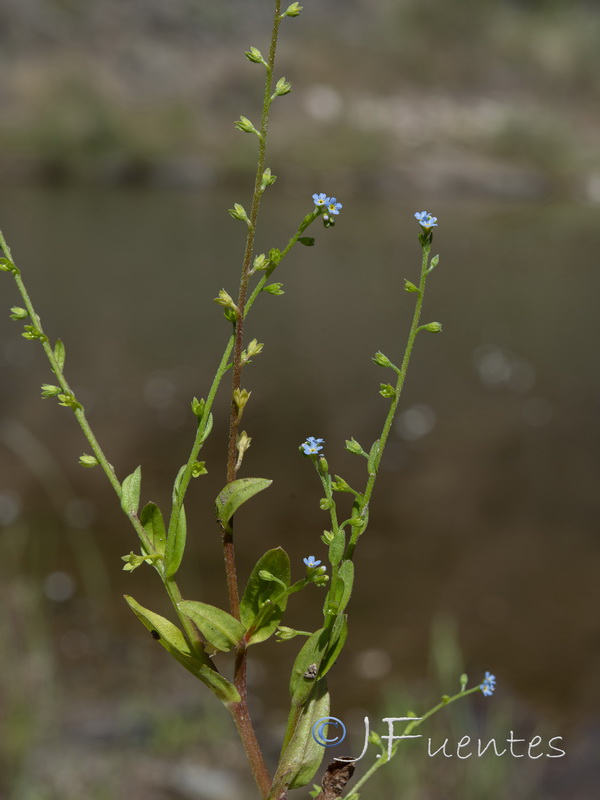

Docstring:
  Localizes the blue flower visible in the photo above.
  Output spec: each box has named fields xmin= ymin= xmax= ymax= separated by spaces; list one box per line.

xmin=303 ymin=556 xmax=322 ymax=568
xmin=480 ymin=672 xmax=496 ymax=697
xmin=312 ymin=193 xmax=330 ymax=207
xmin=300 ymin=436 xmax=324 ymax=455
xmin=414 ymin=211 xmax=438 ymax=230
xmin=327 ymin=198 xmax=343 ymax=215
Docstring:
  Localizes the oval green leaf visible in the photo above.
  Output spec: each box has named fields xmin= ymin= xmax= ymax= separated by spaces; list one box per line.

xmin=140 ymin=502 xmax=166 ymax=556
xmin=215 ymin=477 xmax=272 ymax=529
xmin=240 ymin=547 xmax=290 ymax=645
xmin=179 ymin=600 xmax=246 ymax=652
xmin=121 ymin=466 xmax=142 ymax=515
xmin=287 ymin=681 xmax=330 ymax=790
xmin=165 ymin=504 xmax=186 ymax=577
xmin=124 ymin=595 xmax=240 ymax=705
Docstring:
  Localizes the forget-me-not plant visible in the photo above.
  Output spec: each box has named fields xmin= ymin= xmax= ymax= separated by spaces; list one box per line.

xmin=0 ymin=3 xmax=496 ymax=799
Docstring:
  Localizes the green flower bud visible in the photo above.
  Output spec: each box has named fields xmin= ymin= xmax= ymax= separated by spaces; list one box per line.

xmin=22 ymin=324 xmax=46 ymax=341
xmin=121 ymin=551 xmax=159 ymax=572
xmin=274 ymin=77 xmax=292 ymax=97
xmin=79 ymin=453 xmax=99 ymax=468
xmin=260 ymin=168 xmax=277 ymax=192
xmin=319 ymin=497 xmax=333 ymax=511
xmin=244 ymin=46 xmax=266 ymax=65
xmin=263 ymin=282 xmax=284 ymax=296
xmin=372 ymin=351 xmax=393 ymax=368
xmin=321 ymin=530 xmax=334 ymax=545
xmin=41 ymin=384 xmax=61 ymax=398
xmin=428 ymin=254 xmax=440 ymax=272
xmin=404 ymin=279 xmax=419 ymax=293
xmin=9 ymin=306 xmax=28 ymax=320
xmin=228 ymin=203 xmax=251 ymax=227
xmin=57 ymin=392 xmax=82 ymax=410
xmin=191 ymin=461 xmax=208 ymax=477
xmin=268 ymin=247 xmax=282 ymax=266
xmin=241 ymin=338 xmax=264 ymax=364
xmin=252 ymin=253 xmax=270 ymax=272
xmin=234 ymin=116 xmax=260 ymax=136
xmin=282 ymin=2 xmax=303 ymax=17
xmin=331 ymin=475 xmax=353 ymax=493
xmin=379 ymin=383 xmax=396 ymax=399
xmin=419 ymin=321 xmax=442 ymax=333
xmin=460 ymin=673 xmax=469 ymax=692
xmin=0 ymin=257 xmax=17 ymax=274
xmin=233 ymin=388 xmax=251 ymax=410
xmin=345 ymin=437 xmax=368 ymax=457
xmin=235 ymin=430 xmax=252 ymax=471
xmin=191 ymin=396 xmax=205 ymax=419
xmin=214 ymin=289 xmax=238 ymax=311
xmin=276 ymin=625 xmax=311 ymax=641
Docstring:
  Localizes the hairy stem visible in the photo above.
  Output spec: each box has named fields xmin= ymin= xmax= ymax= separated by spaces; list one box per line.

xmin=346 ymin=241 xmax=432 ymax=560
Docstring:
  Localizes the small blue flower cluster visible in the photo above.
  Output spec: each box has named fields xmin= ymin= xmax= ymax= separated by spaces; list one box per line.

xmin=312 ymin=193 xmax=342 ymax=227
xmin=480 ymin=671 xmax=497 ymax=697
xmin=414 ymin=211 xmax=438 ymax=230
xmin=300 ymin=436 xmax=324 ymax=455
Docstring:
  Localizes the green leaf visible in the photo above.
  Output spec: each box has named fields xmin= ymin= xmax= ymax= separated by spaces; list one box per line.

xmin=298 ymin=236 xmax=315 ymax=246
xmin=240 ymin=547 xmax=290 ymax=645
xmin=172 ymin=464 xmax=186 ymax=505
xmin=289 ymin=628 xmax=329 ymax=702
xmin=179 ymin=600 xmax=246 ymax=652
xmin=319 ymin=614 xmax=348 ymax=678
xmin=121 ymin=466 xmax=142 ymax=515
xmin=328 ymin=528 xmax=346 ymax=567
xmin=327 ymin=560 xmax=354 ymax=616
xmin=367 ymin=439 xmax=380 ymax=475
xmin=124 ymin=595 xmax=240 ymax=705
xmin=199 ymin=412 xmax=214 ymax=445
xmin=287 ymin=681 xmax=330 ymax=789
xmin=54 ymin=339 xmax=66 ymax=372
xmin=215 ymin=477 xmax=272 ymax=529
xmin=165 ymin=505 xmax=186 ymax=578
xmin=140 ymin=502 xmax=166 ymax=556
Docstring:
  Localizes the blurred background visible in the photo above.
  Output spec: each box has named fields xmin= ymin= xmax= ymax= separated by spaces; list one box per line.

xmin=1 ymin=1 xmax=599 ymax=798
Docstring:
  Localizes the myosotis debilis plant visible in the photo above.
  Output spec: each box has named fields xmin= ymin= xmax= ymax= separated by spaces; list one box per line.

xmin=0 ymin=4 xmax=496 ymax=799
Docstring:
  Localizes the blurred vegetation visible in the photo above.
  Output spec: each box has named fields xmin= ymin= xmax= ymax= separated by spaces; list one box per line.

xmin=0 ymin=0 xmax=599 ymax=194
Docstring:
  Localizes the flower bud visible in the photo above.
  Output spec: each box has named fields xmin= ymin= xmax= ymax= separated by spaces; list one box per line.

xmin=79 ymin=453 xmax=99 ymax=468
xmin=372 ymin=351 xmax=393 ymax=368
xmin=233 ymin=388 xmax=251 ymax=411
xmin=244 ymin=46 xmax=266 ymax=65
xmin=282 ymin=2 xmax=302 ymax=17
xmin=9 ymin=306 xmax=28 ymax=320
xmin=345 ymin=437 xmax=368 ymax=457
xmin=214 ymin=289 xmax=238 ymax=311
xmin=228 ymin=203 xmax=251 ymax=226
xmin=379 ymin=383 xmax=396 ymax=399
xmin=252 ymin=253 xmax=270 ymax=272
xmin=404 ymin=279 xmax=419 ymax=293
xmin=191 ymin=396 xmax=206 ymax=419
xmin=263 ymin=282 xmax=284 ymax=296
xmin=234 ymin=116 xmax=259 ymax=135
xmin=41 ymin=384 xmax=61 ymax=398
xmin=420 ymin=321 xmax=442 ymax=333
xmin=191 ymin=461 xmax=208 ymax=477
xmin=274 ymin=77 xmax=292 ymax=97
xmin=260 ymin=168 xmax=277 ymax=191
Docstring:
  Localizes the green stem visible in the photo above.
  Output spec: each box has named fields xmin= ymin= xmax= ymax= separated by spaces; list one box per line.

xmin=346 ymin=241 xmax=432 ymax=560
xmin=0 ymin=231 xmax=214 ymax=664
xmin=347 ymin=685 xmax=482 ymax=797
